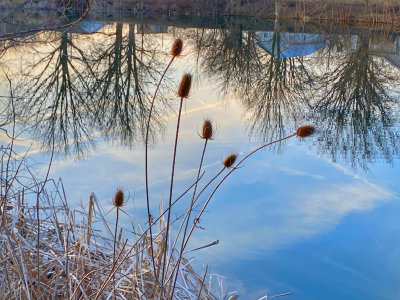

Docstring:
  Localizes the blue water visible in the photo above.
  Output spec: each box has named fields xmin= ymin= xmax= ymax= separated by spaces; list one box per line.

xmin=0 ymin=16 xmax=399 ymax=299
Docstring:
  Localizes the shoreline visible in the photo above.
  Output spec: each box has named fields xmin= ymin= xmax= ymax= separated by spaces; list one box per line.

xmin=1 ymin=0 xmax=400 ymax=25
xmin=1 ymin=10 xmax=400 ymax=40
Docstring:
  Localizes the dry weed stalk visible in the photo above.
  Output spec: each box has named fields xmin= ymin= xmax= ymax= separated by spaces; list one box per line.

xmin=160 ymin=72 xmax=192 ymax=294
xmin=112 ymin=189 xmax=124 ymax=300
xmin=0 ymin=146 xmax=219 ymax=299
xmin=145 ymin=38 xmax=183 ymax=283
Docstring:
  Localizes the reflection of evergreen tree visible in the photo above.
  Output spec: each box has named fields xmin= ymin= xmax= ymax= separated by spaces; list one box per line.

xmin=314 ymin=35 xmax=400 ymax=169
xmin=91 ymin=23 xmax=168 ymax=146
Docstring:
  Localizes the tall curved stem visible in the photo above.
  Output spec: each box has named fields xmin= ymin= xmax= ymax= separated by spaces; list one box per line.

xmin=144 ymin=57 xmax=175 ymax=282
xmin=160 ymin=97 xmax=184 ymax=288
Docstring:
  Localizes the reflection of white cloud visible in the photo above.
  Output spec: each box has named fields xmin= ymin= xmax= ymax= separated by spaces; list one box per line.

xmin=189 ymin=176 xmax=394 ymax=264
xmin=278 ymin=166 xmax=325 ymax=180
xmin=296 ymin=183 xmax=390 ymax=223
xmin=316 ymin=253 xmax=371 ymax=283
xmin=327 ymin=159 xmax=399 ymax=199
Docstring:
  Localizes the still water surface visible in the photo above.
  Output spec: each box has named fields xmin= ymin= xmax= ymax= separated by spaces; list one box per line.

xmin=1 ymin=15 xmax=400 ymax=299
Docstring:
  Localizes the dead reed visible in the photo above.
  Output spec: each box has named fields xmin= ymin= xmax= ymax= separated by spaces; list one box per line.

xmin=161 ymin=72 xmax=193 ymax=295
xmin=144 ymin=38 xmax=183 ymax=283
xmin=0 ymin=145 xmax=223 ymax=299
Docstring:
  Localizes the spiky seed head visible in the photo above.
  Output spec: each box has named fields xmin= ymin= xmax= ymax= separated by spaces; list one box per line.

xmin=113 ymin=189 xmax=124 ymax=208
xmin=202 ymin=120 xmax=214 ymax=140
xmin=223 ymin=153 xmax=237 ymax=168
xmin=296 ymin=125 xmax=315 ymax=138
xmin=171 ymin=39 xmax=183 ymax=57
xmin=178 ymin=73 xmax=192 ymax=98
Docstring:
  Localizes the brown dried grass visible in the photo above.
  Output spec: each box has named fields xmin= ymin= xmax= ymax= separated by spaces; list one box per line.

xmin=0 ymin=146 xmax=220 ymax=299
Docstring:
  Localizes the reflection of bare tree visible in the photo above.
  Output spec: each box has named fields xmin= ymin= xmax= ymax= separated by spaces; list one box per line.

xmin=317 ymin=36 xmax=392 ymax=113
xmin=313 ymin=35 xmax=400 ymax=169
xmin=243 ymin=20 xmax=312 ymax=141
xmin=15 ymin=31 xmax=97 ymax=157
xmin=5 ymin=23 xmax=170 ymax=156
xmin=193 ymin=20 xmax=311 ymax=142
xmin=0 ymin=40 xmax=13 ymax=61
xmin=91 ymin=23 xmax=168 ymax=146
xmin=190 ymin=22 xmax=400 ymax=168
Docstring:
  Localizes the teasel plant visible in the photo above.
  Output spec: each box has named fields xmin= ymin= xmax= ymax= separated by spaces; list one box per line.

xmin=164 ymin=125 xmax=315 ymax=299
xmin=145 ymin=111 xmax=314 ymax=298
xmin=160 ymin=72 xmax=192 ymax=292
xmin=138 ymin=38 xmax=315 ymax=297
xmin=168 ymin=119 xmax=216 ymax=294
xmin=0 ymin=36 xmax=316 ymax=299
xmin=112 ymin=189 xmax=125 ymax=300
xmin=144 ymin=38 xmax=183 ymax=283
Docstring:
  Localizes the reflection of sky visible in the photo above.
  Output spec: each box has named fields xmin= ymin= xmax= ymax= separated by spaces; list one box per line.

xmin=257 ymin=32 xmax=327 ymax=58
xmin=1 ymin=28 xmax=400 ymax=299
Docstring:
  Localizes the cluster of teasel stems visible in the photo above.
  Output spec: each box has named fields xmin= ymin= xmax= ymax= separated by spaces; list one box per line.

xmin=107 ymin=38 xmax=315 ymax=299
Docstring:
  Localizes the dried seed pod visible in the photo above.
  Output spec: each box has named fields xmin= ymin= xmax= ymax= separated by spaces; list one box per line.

xmin=296 ymin=125 xmax=315 ymax=138
xmin=113 ymin=189 xmax=124 ymax=208
xmin=171 ymin=39 xmax=183 ymax=57
xmin=201 ymin=119 xmax=214 ymax=140
xmin=223 ymin=153 xmax=237 ymax=168
xmin=178 ymin=73 xmax=192 ymax=98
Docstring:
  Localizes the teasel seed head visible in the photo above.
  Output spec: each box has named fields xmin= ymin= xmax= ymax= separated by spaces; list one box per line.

xmin=296 ymin=125 xmax=315 ymax=138
xmin=223 ymin=153 xmax=237 ymax=168
xmin=171 ymin=39 xmax=183 ymax=57
xmin=201 ymin=119 xmax=214 ymax=140
xmin=178 ymin=73 xmax=192 ymax=98
xmin=113 ymin=189 xmax=125 ymax=208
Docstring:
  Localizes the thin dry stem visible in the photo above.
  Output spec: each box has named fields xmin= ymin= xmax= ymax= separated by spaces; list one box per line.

xmin=145 ymin=56 xmax=176 ymax=283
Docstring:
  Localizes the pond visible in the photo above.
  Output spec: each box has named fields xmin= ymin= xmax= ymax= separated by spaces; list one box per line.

xmin=1 ymin=13 xmax=400 ymax=299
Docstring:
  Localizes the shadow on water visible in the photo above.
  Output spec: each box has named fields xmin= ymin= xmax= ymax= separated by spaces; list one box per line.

xmin=0 ymin=15 xmax=399 ymax=168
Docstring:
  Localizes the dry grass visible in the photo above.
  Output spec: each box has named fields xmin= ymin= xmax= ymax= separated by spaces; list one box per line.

xmin=0 ymin=148 xmax=220 ymax=299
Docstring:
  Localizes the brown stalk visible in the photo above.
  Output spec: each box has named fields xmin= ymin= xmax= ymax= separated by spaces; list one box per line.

xmin=170 ymin=138 xmax=208 ymax=297
xmin=160 ymin=96 xmax=185 ymax=288
xmin=93 ymin=240 xmax=128 ymax=300
xmin=113 ymin=207 xmax=120 ymax=300
xmin=196 ymin=265 xmax=208 ymax=300
xmin=35 ymin=114 xmax=55 ymax=298
xmin=145 ymin=53 xmax=177 ymax=283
